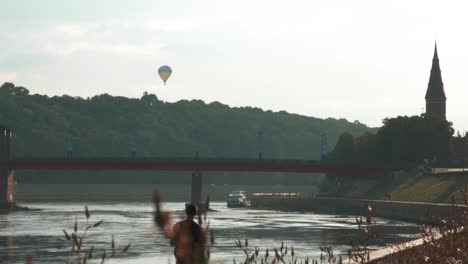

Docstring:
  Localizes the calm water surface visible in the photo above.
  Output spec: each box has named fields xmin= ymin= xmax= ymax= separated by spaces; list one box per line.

xmin=0 ymin=202 xmax=420 ymax=263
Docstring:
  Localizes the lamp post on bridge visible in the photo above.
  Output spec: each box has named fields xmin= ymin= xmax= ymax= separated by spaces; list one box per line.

xmin=0 ymin=127 xmax=6 ymax=209
xmin=0 ymin=127 xmax=8 ymax=161
xmin=463 ymin=133 xmax=467 ymax=172
xmin=130 ymin=132 xmax=137 ymax=160
xmin=5 ymin=129 xmax=11 ymax=161
xmin=0 ymin=127 xmax=14 ymax=210
xmin=0 ymin=127 xmax=4 ymax=160
xmin=258 ymin=131 xmax=263 ymax=160
xmin=67 ymin=131 xmax=74 ymax=159
xmin=191 ymin=129 xmax=203 ymax=206
xmin=321 ymin=133 xmax=327 ymax=161
xmin=194 ymin=129 xmax=199 ymax=160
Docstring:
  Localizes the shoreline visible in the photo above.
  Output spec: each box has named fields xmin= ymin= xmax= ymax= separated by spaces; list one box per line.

xmin=13 ymin=183 xmax=317 ymax=202
xmin=0 ymin=202 xmax=30 ymax=213
xmin=250 ymin=195 xmax=467 ymax=224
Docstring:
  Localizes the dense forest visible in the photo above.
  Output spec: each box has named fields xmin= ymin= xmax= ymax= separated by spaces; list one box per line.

xmin=0 ymin=82 xmax=373 ymax=184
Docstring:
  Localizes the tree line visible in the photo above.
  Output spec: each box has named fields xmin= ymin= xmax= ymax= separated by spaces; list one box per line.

xmin=328 ymin=115 xmax=454 ymax=168
xmin=0 ymin=82 xmax=372 ymax=184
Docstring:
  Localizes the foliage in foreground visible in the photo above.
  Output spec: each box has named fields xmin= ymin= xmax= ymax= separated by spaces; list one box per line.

xmin=231 ymin=207 xmax=377 ymax=264
xmin=60 ymin=206 xmax=130 ymax=264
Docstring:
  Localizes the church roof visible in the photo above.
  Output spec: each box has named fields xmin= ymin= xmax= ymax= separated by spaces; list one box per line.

xmin=425 ymin=43 xmax=446 ymax=100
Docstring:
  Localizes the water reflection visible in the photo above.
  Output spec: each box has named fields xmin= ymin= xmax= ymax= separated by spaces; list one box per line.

xmin=0 ymin=202 xmax=420 ymax=263
xmin=0 ymin=213 xmax=14 ymax=263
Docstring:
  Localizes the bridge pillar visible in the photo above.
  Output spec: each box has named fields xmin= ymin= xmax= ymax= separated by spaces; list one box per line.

xmin=0 ymin=168 xmax=15 ymax=210
xmin=191 ymin=172 xmax=203 ymax=206
xmin=0 ymin=167 xmax=8 ymax=209
xmin=0 ymin=127 xmax=14 ymax=210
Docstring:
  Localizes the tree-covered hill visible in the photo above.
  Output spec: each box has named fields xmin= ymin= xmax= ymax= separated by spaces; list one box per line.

xmin=0 ymin=82 xmax=374 ymax=184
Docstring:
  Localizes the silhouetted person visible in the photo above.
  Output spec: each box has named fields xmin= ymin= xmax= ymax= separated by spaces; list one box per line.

xmin=384 ymin=193 xmax=391 ymax=200
xmin=170 ymin=203 xmax=205 ymax=264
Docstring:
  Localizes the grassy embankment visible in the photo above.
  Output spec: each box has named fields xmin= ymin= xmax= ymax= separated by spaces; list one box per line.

xmin=384 ymin=171 xmax=468 ymax=203
xmin=15 ymin=184 xmax=317 ymax=202
xmin=322 ymin=169 xmax=468 ymax=203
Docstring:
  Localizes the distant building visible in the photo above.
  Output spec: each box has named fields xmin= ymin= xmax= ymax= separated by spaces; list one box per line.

xmin=452 ymin=133 xmax=468 ymax=164
xmin=425 ymin=44 xmax=468 ymax=164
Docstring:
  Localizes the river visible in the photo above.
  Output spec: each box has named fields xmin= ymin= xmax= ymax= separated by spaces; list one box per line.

xmin=0 ymin=202 xmax=420 ymax=263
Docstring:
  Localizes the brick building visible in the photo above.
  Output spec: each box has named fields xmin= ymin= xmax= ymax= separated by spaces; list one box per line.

xmin=452 ymin=133 xmax=468 ymax=165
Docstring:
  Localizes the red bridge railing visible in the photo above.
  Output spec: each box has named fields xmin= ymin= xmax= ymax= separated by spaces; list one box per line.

xmin=2 ymin=157 xmax=393 ymax=174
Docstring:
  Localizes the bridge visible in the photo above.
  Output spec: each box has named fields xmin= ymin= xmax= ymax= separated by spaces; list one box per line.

xmin=0 ymin=127 xmax=392 ymax=210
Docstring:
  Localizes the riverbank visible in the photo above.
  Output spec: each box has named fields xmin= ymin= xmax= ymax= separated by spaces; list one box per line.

xmin=0 ymin=202 xmax=29 ymax=213
xmin=387 ymin=171 xmax=468 ymax=203
xmin=319 ymin=169 xmax=468 ymax=204
xmin=251 ymin=195 xmax=467 ymax=224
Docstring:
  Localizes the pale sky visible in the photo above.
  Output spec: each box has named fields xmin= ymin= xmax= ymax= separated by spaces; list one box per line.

xmin=1 ymin=0 xmax=467 ymax=132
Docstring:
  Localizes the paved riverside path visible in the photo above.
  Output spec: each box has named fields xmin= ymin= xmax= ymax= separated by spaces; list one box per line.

xmin=433 ymin=167 xmax=468 ymax=173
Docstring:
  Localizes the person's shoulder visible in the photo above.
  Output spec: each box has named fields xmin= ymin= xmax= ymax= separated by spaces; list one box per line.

xmin=173 ymin=220 xmax=184 ymax=229
xmin=191 ymin=220 xmax=203 ymax=230
xmin=176 ymin=219 xmax=191 ymax=228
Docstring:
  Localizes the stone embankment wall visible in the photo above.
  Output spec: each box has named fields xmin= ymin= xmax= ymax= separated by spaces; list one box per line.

xmin=251 ymin=195 xmax=467 ymax=224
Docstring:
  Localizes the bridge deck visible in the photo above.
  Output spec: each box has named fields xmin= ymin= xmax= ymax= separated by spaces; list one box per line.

xmin=3 ymin=157 xmax=389 ymax=174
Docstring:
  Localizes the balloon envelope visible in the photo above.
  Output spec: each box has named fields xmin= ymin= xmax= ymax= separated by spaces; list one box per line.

xmin=158 ymin=65 xmax=172 ymax=84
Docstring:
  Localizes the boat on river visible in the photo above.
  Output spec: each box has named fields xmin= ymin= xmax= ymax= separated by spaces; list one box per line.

xmin=227 ymin=190 xmax=251 ymax=208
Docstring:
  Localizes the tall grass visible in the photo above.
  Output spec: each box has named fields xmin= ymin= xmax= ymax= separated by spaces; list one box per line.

xmin=60 ymin=205 xmax=130 ymax=264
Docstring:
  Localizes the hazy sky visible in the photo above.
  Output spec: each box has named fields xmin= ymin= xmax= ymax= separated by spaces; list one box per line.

xmin=1 ymin=0 xmax=467 ymax=131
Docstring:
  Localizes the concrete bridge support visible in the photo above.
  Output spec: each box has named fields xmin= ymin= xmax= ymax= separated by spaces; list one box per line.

xmin=0 ymin=167 xmax=9 ymax=209
xmin=0 ymin=127 xmax=14 ymax=210
xmin=191 ymin=172 xmax=203 ymax=206
xmin=0 ymin=168 xmax=15 ymax=210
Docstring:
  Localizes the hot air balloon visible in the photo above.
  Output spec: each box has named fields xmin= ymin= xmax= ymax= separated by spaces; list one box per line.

xmin=158 ymin=65 xmax=172 ymax=85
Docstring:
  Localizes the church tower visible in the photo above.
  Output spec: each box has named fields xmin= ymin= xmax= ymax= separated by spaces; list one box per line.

xmin=425 ymin=43 xmax=446 ymax=120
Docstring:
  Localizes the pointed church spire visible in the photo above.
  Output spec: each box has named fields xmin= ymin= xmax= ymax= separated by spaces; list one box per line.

xmin=426 ymin=43 xmax=445 ymax=100
xmin=425 ymin=42 xmax=446 ymax=119
xmin=433 ymin=42 xmax=439 ymax=61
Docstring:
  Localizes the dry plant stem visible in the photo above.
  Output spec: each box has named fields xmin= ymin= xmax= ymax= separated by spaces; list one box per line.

xmin=232 ymin=205 xmax=379 ymax=264
xmin=60 ymin=205 xmax=130 ymax=264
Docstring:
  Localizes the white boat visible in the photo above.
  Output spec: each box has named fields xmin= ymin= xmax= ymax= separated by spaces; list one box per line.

xmin=227 ymin=190 xmax=251 ymax=208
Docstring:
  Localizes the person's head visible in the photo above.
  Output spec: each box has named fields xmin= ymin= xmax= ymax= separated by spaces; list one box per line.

xmin=185 ymin=203 xmax=197 ymax=219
